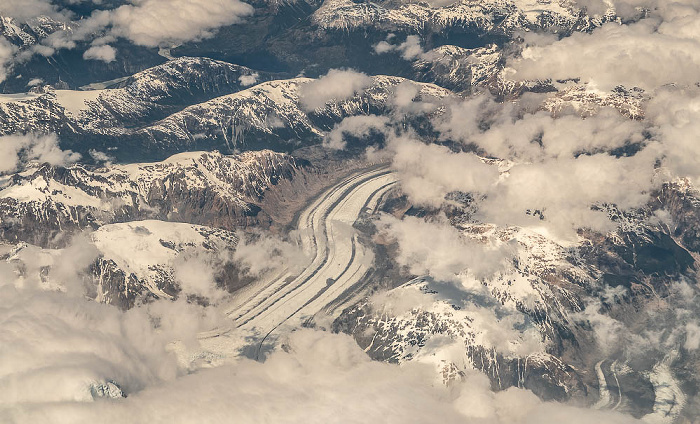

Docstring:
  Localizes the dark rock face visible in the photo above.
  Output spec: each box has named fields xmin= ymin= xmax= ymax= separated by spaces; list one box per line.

xmin=91 ymin=258 xmax=153 ymax=310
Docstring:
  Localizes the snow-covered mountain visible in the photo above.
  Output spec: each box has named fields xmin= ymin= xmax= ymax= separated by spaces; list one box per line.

xmin=411 ymin=44 xmax=503 ymax=94
xmin=1 ymin=56 xmax=264 ymax=132
xmin=1 ymin=1 xmax=697 ymax=421
xmin=91 ymin=220 xmax=238 ymax=309
xmin=77 ymin=57 xmax=275 ymax=128
xmin=0 ymin=149 xmax=307 ymax=247
xmin=333 ymin=180 xmax=700 ymax=420
xmin=0 ymin=69 xmax=453 ymax=160
xmin=1 ymin=219 xmax=239 ymax=309
xmin=312 ymin=0 xmax=606 ymax=34
xmin=335 ymin=278 xmax=586 ymax=399
xmin=0 ymin=15 xmax=71 ymax=50
xmin=132 ymin=75 xmax=452 ymax=153
xmin=542 ymin=85 xmax=647 ymax=119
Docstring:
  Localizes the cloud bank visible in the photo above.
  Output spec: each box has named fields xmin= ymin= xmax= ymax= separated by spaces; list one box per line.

xmin=0 ymin=310 xmax=641 ymax=424
xmin=0 ymin=230 xmax=642 ymax=424
xmin=510 ymin=2 xmax=700 ymax=90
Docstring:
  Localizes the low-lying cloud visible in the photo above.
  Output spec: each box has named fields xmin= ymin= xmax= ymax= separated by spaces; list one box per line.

xmin=299 ymin=69 xmax=373 ymax=111
xmin=387 ymin=134 xmax=499 ymax=208
xmin=0 ymin=0 xmax=67 ymax=23
xmin=83 ymin=44 xmax=117 ymax=62
xmin=105 ymin=0 xmax=254 ymax=48
xmin=0 ymin=38 xmax=15 ymax=84
xmin=0 ymin=318 xmax=642 ymax=424
xmin=232 ymin=230 xmax=308 ymax=278
xmin=0 ymin=133 xmax=81 ymax=174
xmin=478 ymin=150 xmax=658 ymax=239
xmin=325 ymin=115 xmax=390 ymax=149
xmin=374 ymin=35 xmax=428 ymax=60
xmin=379 ymin=214 xmax=512 ymax=281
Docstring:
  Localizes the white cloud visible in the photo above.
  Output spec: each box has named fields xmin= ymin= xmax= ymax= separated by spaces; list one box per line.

xmin=390 ymin=81 xmax=442 ymax=116
xmin=423 ymin=90 xmax=673 ymax=238
xmin=388 ymin=134 xmax=499 ymax=207
xmin=89 ymin=149 xmax=115 ymax=163
xmin=395 ymin=35 xmax=424 ymax=60
xmin=684 ymin=321 xmax=700 ymax=351
xmin=0 ymin=137 xmax=27 ymax=174
xmin=478 ymin=149 xmax=658 ymax=239
xmin=27 ymin=134 xmax=82 ymax=167
xmin=571 ymin=300 xmax=627 ymax=354
xmin=0 ymin=229 xmax=643 ymax=424
xmin=470 ymin=109 xmax=646 ymax=161
xmin=7 ymin=234 xmax=98 ymax=293
xmin=0 ymin=38 xmax=16 ymax=84
xmin=434 ymin=94 xmax=502 ymax=143
xmin=646 ymin=87 xmax=700 ymax=185
xmin=105 ymin=0 xmax=254 ymax=48
xmin=379 ymin=214 xmax=512 ymax=281
xmin=298 ymin=69 xmax=373 ymax=111
xmin=26 ymin=78 xmax=43 ymax=87
xmin=0 ymin=133 xmax=81 ymax=174
xmin=325 ymin=115 xmax=389 ymax=149
xmin=0 ymin=0 xmax=254 ymax=70
xmin=391 ymin=81 xmax=421 ymax=110
xmin=0 ymin=288 xmax=174 ymax=405
xmin=0 ymin=235 xmax=227 ymax=404
xmin=48 ymin=234 xmax=100 ymax=294
xmin=373 ymin=40 xmax=394 ymax=54
xmin=232 ymin=230 xmax=308 ymax=277
xmin=30 ymin=43 xmax=57 ymax=57
xmin=238 ymin=72 xmax=259 ymax=87
xmin=83 ymin=44 xmax=117 ymax=62
xmin=0 ymin=284 xmax=227 ymax=409
xmin=0 ymin=0 xmax=66 ymax=22
xmin=373 ymin=35 xmax=428 ymax=60
xmin=384 ymin=89 xmax=661 ymax=238
xmin=173 ymin=250 xmax=226 ymax=302
xmin=570 ymin=0 xmax=616 ymax=16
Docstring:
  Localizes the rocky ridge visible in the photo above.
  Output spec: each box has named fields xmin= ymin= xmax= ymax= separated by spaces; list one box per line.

xmin=0 ymin=149 xmax=307 ymax=247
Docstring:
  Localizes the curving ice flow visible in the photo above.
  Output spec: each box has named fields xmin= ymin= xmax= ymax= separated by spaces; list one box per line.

xmin=196 ymin=167 xmax=398 ymax=362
